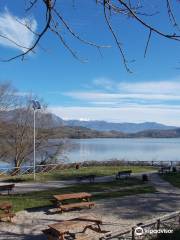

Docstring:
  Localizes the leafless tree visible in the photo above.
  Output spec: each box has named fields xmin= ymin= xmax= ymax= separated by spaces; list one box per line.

xmin=0 ymin=85 xmax=62 ymax=169
xmin=0 ymin=81 xmax=17 ymax=112
xmin=0 ymin=1 xmax=179 ymax=72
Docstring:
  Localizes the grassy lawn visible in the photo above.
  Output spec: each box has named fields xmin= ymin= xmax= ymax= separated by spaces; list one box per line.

xmin=0 ymin=179 xmax=155 ymax=212
xmin=160 ymin=173 xmax=180 ymax=188
xmin=3 ymin=165 xmax=156 ymax=182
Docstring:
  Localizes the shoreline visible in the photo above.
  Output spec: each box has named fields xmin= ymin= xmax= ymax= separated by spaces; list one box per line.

xmin=0 ymin=159 xmax=180 ymax=172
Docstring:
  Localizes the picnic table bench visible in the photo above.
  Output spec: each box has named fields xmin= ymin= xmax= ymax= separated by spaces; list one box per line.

xmin=53 ymin=192 xmax=95 ymax=213
xmin=0 ymin=184 xmax=15 ymax=195
xmin=76 ymin=174 xmax=96 ymax=183
xmin=0 ymin=202 xmax=15 ymax=222
xmin=43 ymin=215 xmax=109 ymax=240
xmin=116 ymin=170 xmax=132 ymax=180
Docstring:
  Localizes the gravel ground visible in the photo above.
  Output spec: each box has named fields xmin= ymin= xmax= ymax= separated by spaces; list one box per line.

xmin=0 ymin=173 xmax=180 ymax=240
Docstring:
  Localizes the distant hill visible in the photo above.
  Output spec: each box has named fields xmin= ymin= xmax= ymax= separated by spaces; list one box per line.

xmin=51 ymin=126 xmax=180 ymax=139
xmin=64 ymin=119 xmax=177 ymax=133
xmin=131 ymin=128 xmax=180 ymax=138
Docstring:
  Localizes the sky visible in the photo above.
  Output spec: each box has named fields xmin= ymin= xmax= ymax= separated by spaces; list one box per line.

xmin=0 ymin=0 xmax=180 ymax=126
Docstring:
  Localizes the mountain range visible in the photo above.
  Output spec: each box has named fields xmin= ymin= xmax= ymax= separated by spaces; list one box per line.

xmin=49 ymin=114 xmax=177 ymax=133
xmin=0 ymin=109 xmax=177 ymax=133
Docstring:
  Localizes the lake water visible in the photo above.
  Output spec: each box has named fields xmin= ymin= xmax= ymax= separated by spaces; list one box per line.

xmin=61 ymin=138 xmax=180 ymax=162
xmin=1 ymin=138 xmax=180 ymax=168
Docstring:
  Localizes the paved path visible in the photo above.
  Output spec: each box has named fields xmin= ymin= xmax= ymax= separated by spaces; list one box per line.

xmin=150 ymin=172 xmax=180 ymax=194
xmin=0 ymin=171 xmax=156 ymax=194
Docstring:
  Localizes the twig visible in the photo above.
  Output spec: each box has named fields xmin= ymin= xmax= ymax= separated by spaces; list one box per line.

xmin=144 ymin=29 xmax=152 ymax=58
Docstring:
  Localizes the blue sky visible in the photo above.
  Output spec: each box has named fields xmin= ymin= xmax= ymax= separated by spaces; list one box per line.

xmin=0 ymin=1 xmax=180 ymax=125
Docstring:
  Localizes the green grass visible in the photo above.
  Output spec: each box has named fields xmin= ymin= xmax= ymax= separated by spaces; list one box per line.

xmin=3 ymin=165 xmax=156 ymax=182
xmin=160 ymin=173 xmax=180 ymax=188
xmin=0 ymin=179 xmax=155 ymax=212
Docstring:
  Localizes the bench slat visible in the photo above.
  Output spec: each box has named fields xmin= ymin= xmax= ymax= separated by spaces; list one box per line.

xmin=60 ymin=201 xmax=95 ymax=211
xmin=54 ymin=192 xmax=92 ymax=201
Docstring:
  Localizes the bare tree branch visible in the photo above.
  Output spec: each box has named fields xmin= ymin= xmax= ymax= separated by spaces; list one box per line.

xmin=103 ymin=2 xmax=132 ymax=73
xmin=0 ymin=0 xmax=179 ymax=72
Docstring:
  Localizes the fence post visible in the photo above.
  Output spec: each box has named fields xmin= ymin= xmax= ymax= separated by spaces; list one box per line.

xmin=132 ymin=227 xmax=135 ymax=240
xmin=157 ymin=219 xmax=160 ymax=230
xmin=170 ymin=161 xmax=173 ymax=168
xmin=178 ymin=213 xmax=180 ymax=225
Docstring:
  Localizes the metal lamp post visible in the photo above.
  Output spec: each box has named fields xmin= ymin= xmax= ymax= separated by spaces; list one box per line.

xmin=31 ymin=100 xmax=41 ymax=181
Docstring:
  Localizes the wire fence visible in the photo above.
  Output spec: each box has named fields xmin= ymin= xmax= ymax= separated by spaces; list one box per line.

xmin=0 ymin=160 xmax=180 ymax=178
xmin=0 ymin=163 xmax=67 ymax=178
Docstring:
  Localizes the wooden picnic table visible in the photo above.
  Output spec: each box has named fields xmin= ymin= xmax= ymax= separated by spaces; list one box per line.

xmin=44 ymin=215 xmax=107 ymax=240
xmin=53 ymin=192 xmax=95 ymax=213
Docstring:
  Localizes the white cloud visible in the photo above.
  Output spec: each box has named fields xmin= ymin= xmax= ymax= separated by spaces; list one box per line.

xmin=64 ymin=91 xmax=180 ymax=101
xmin=118 ymin=80 xmax=180 ymax=95
xmin=91 ymin=77 xmax=180 ymax=95
xmin=54 ymin=78 xmax=180 ymax=125
xmin=63 ymin=77 xmax=180 ymax=105
xmin=92 ymin=78 xmax=115 ymax=91
xmin=0 ymin=9 xmax=37 ymax=52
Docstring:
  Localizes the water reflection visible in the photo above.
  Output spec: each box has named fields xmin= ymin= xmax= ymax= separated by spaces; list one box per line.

xmin=61 ymin=138 xmax=180 ymax=162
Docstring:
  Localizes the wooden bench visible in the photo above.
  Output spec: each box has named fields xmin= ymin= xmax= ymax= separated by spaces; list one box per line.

xmin=54 ymin=192 xmax=95 ymax=213
xmin=116 ymin=170 xmax=132 ymax=179
xmin=0 ymin=184 xmax=15 ymax=195
xmin=0 ymin=202 xmax=15 ymax=222
xmin=158 ymin=166 xmax=171 ymax=174
xmin=76 ymin=174 xmax=96 ymax=183
xmin=60 ymin=201 xmax=95 ymax=212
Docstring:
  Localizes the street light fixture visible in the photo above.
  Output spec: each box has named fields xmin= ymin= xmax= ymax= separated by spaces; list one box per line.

xmin=31 ymin=100 xmax=41 ymax=181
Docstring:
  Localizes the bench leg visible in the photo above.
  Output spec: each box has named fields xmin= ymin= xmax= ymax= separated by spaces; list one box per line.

xmin=82 ymin=225 xmax=89 ymax=233
xmin=82 ymin=224 xmax=103 ymax=234
xmin=8 ymin=216 xmax=12 ymax=223
xmin=59 ymin=234 xmax=65 ymax=240
xmin=58 ymin=208 xmax=63 ymax=214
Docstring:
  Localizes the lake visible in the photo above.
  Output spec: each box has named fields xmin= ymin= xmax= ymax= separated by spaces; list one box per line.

xmin=61 ymin=138 xmax=180 ymax=163
xmin=1 ymin=138 xmax=180 ymax=168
